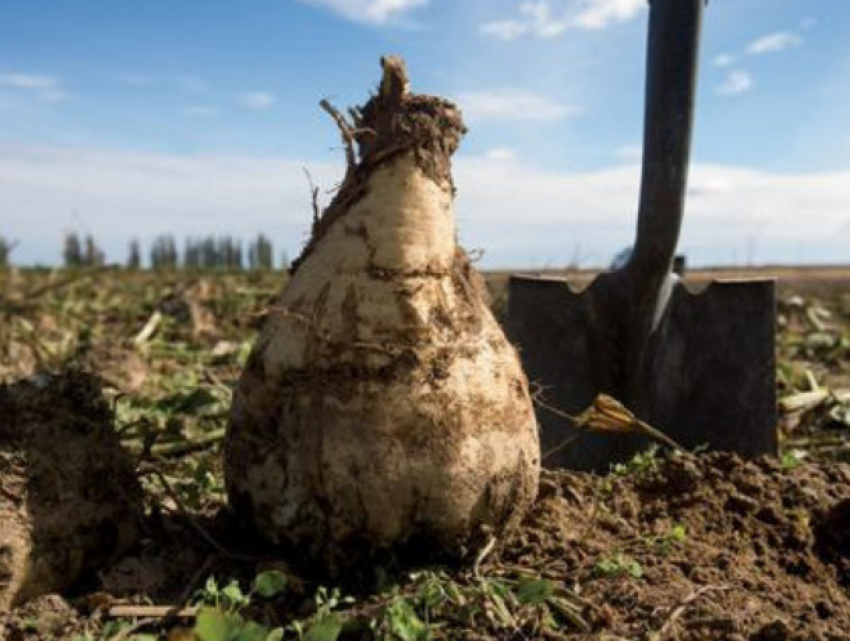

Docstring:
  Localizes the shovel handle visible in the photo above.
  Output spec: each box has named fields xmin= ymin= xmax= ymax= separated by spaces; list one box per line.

xmin=628 ymin=0 xmax=703 ymax=282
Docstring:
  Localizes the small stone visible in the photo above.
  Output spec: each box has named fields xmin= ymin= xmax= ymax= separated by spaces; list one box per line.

xmin=727 ymin=492 xmax=760 ymax=514
xmin=752 ymin=619 xmax=791 ymax=641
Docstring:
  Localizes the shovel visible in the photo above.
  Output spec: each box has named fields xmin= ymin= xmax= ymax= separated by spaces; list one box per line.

xmin=506 ymin=0 xmax=777 ymax=471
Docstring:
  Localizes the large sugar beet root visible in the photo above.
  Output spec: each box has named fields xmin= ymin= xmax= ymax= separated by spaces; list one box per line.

xmin=0 ymin=372 xmax=143 ymax=610
xmin=225 ymin=57 xmax=540 ymax=572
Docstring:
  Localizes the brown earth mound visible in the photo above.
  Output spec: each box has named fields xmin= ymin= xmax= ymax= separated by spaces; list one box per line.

xmin=2 ymin=450 xmax=850 ymax=640
xmin=493 ymin=451 xmax=850 ymax=640
xmin=0 ymin=372 xmax=143 ymax=612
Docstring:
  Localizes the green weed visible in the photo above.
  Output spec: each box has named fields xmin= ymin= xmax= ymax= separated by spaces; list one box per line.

xmin=593 ymin=554 xmax=644 ymax=579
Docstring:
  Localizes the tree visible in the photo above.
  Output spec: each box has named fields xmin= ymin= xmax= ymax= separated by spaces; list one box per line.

xmin=127 ymin=239 xmax=142 ymax=269
xmin=183 ymin=238 xmax=198 ymax=268
xmin=84 ymin=235 xmax=104 ymax=267
xmin=64 ymin=233 xmax=83 ymax=268
xmin=249 ymin=234 xmax=274 ymax=270
xmin=150 ymin=235 xmax=179 ymax=269
xmin=0 ymin=237 xmax=15 ymax=268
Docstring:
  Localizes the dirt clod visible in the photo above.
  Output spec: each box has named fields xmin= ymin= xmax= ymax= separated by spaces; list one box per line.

xmin=0 ymin=371 xmax=143 ymax=611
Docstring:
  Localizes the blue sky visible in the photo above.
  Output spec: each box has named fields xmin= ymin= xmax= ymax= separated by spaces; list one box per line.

xmin=1 ymin=0 xmax=849 ymax=267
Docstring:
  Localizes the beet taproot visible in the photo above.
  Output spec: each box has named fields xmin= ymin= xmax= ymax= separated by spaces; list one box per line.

xmin=224 ymin=57 xmax=540 ymax=573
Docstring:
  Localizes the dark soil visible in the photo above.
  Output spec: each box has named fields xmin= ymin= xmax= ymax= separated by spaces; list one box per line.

xmin=0 ymin=372 xmax=143 ymax=611
xmin=3 ymin=450 xmax=850 ymax=640
xmin=497 ymin=452 xmax=850 ymax=640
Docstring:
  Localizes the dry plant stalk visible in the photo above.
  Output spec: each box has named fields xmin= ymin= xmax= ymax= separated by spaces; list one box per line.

xmin=574 ymin=393 xmax=684 ymax=452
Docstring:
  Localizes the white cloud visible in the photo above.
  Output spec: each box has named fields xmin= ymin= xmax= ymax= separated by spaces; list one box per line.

xmin=0 ymin=73 xmax=66 ymax=103
xmin=2 ymin=144 xmax=848 ymax=267
xmin=239 ymin=92 xmax=276 ymax=111
xmin=747 ymin=31 xmax=802 ymax=55
xmin=515 ymin=1 xmax=569 ymax=38
xmin=716 ymin=70 xmax=753 ymax=96
xmin=116 ymin=74 xmax=209 ymax=93
xmin=0 ymin=145 xmax=342 ymax=266
xmin=572 ymin=0 xmax=645 ymax=30
xmin=712 ymin=53 xmax=735 ymax=68
xmin=457 ymin=89 xmax=580 ymax=122
xmin=453 ymin=156 xmax=850 ymax=266
xmin=480 ymin=20 xmax=529 ymax=41
xmin=482 ymin=0 xmax=645 ymax=40
xmin=483 ymin=148 xmax=518 ymax=162
xmin=687 ymin=173 xmax=735 ymax=197
xmin=296 ymin=0 xmax=428 ymax=25
xmin=0 ymin=73 xmax=58 ymax=90
xmin=615 ymin=144 xmax=641 ymax=163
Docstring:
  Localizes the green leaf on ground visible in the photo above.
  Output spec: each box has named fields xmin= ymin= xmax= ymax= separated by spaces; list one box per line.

xmin=517 ymin=578 xmax=554 ymax=605
xmin=253 ymin=569 xmax=288 ymax=598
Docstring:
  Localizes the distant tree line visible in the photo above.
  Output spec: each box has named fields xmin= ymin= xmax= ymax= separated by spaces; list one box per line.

xmin=63 ymin=233 xmax=105 ymax=268
xmin=0 ymin=237 xmax=17 ymax=268
xmin=182 ymin=236 xmax=245 ymax=270
xmin=55 ymin=232 xmax=286 ymax=271
xmin=150 ymin=234 xmax=282 ymax=270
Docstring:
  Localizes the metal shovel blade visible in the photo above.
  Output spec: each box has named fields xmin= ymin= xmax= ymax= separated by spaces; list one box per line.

xmin=507 ymin=274 xmax=777 ymax=471
xmin=506 ymin=0 xmax=778 ymax=471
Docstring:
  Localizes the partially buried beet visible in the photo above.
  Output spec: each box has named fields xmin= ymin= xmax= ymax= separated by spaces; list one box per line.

xmin=224 ymin=56 xmax=540 ymax=574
